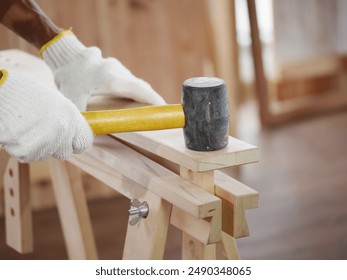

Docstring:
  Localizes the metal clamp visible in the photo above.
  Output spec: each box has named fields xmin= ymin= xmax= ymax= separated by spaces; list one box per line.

xmin=128 ymin=199 xmax=149 ymax=226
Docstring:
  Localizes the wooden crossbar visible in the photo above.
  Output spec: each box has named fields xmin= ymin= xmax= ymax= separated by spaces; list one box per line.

xmin=114 ymin=129 xmax=258 ymax=172
xmin=70 ymin=135 xmax=221 ymax=220
xmin=215 ymin=171 xmax=259 ymax=238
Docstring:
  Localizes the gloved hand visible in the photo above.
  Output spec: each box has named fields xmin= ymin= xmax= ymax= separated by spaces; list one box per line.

xmin=41 ymin=30 xmax=166 ymax=111
xmin=0 ymin=70 xmax=93 ymax=163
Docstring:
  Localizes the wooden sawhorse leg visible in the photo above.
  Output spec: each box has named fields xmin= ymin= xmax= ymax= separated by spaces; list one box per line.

xmin=123 ymin=192 xmax=172 ymax=259
xmin=60 ymin=132 xmax=258 ymax=260
xmin=179 ymin=167 xmax=219 ymax=259
xmin=114 ymin=128 xmax=259 ymax=260
xmin=1 ymin=151 xmax=97 ymax=259
xmin=179 ymin=167 xmax=240 ymax=260
xmin=49 ymin=159 xmax=98 ymax=259
xmin=1 ymin=151 xmax=33 ymax=254
xmin=68 ymin=135 xmax=223 ymax=260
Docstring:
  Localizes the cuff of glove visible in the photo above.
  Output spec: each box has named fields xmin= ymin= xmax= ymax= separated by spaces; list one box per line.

xmin=40 ymin=30 xmax=86 ymax=72
xmin=0 ymin=69 xmax=8 ymax=87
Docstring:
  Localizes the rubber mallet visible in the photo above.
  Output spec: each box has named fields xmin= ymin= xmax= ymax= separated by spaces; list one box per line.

xmin=82 ymin=77 xmax=229 ymax=151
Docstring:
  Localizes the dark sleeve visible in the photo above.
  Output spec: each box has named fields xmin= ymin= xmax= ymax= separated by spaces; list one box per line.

xmin=0 ymin=0 xmax=15 ymax=21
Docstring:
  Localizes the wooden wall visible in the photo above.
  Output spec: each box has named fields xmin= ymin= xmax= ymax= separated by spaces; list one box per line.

xmin=0 ymin=0 xmax=215 ymax=104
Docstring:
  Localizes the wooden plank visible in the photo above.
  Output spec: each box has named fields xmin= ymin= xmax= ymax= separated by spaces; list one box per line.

xmin=182 ymin=233 xmax=216 ymax=260
xmin=0 ymin=150 xmax=10 ymax=216
xmin=215 ymin=171 xmax=259 ymax=238
xmin=180 ymin=167 xmax=215 ymax=193
xmin=48 ymin=160 xmax=98 ymax=259
xmin=114 ymin=129 xmax=258 ymax=172
xmin=69 ymin=147 xmax=221 ymax=245
xmin=123 ymin=192 xmax=172 ymax=260
xmin=215 ymin=172 xmax=259 ymax=209
xmin=220 ymin=232 xmax=240 ymax=260
xmin=180 ymin=166 xmax=219 ymax=259
xmin=69 ymin=135 xmax=220 ymax=220
xmin=3 ymin=158 xmax=33 ymax=253
xmin=70 ymin=149 xmax=176 ymax=258
xmin=0 ymin=149 xmax=10 ymax=180
xmin=170 ymin=206 xmax=220 ymax=244
xmin=179 ymin=167 xmax=221 ymax=244
xmin=117 ymin=140 xmax=259 ymax=238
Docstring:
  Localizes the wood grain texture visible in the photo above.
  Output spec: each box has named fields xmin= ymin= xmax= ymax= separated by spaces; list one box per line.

xmin=0 ymin=150 xmax=10 ymax=216
xmin=180 ymin=163 xmax=219 ymax=259
xmin=123 ymin=192 xmax=172 ymax=259
xmin=48 ymin=160 xmax=98 ymax=260
xmin=69 ymin=135 xmax=220 ymax=220
xmin=215 ymin=171 xmax=259 ymax=238
xmin=220 ymin=231 xmax=240 ymax=259
xmin=114 ymin=129 xmax=258 ymax=172
xmin=3 ymin=159 xmax=33 ymax=253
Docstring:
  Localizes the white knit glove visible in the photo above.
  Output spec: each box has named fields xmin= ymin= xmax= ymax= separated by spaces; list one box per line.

xmin=0 ymin=70 xmax=93 ymax=163
xmin=41 ymin=31 xmax=165 ymax=111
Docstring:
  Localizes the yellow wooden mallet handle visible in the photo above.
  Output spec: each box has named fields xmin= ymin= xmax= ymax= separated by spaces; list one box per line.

xmin=82 ymin=104 xmax=185 ymax=134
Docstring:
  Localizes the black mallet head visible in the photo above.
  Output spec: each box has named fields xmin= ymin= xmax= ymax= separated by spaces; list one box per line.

xmin=182 ymin=77 xmax=229 ymax=151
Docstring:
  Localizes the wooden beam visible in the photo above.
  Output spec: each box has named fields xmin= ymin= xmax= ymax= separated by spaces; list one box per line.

xmin=182 ymin=234 xmax=216 ymax=260
xmin=180 ymin=166 xmax=219 ymax=259
xmin=3 ymin=158 xmax=33 ymax=253
xmin=49 ymin=160 xmax=98 ymax=259
xmin=123 ymin=192 xmax=172 ymax=260
xmin=220 ymin=231 xmax=240 ymax=260
xmin=0 ymin=149 xmax=10 ymax=178
xmin=170 ymin=206 xmax=220 ymax=244
xmin=114 ymin=129 xmax=258 ymax=172
xmin=0 ymin=150 xmax=10 ymax=216
xmin=215 ymin=171 xmax=259 ymax=238
xmin=72 ymin=135 xmax=221 ymax=219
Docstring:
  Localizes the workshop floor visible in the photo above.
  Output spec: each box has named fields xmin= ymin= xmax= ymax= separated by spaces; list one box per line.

xmin=1 ymin=101 xmax=347 ymax=260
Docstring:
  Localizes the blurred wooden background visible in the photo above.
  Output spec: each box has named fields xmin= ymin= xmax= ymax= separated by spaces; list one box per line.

xmin=0 ymin=0 xmax=229 ymax=104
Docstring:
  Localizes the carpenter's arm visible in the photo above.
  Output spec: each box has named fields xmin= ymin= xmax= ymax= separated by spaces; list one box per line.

xmin=0 ymin=0 xmax=61 ymax=49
